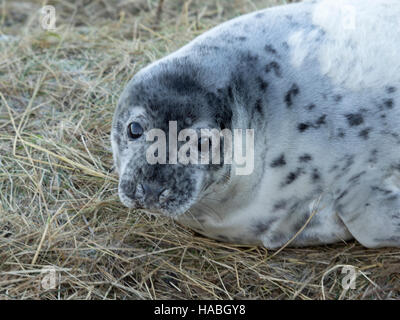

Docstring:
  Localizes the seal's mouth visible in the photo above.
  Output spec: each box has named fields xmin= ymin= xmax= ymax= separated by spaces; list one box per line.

xmin=117 ymin=168 xmax=207 ymax=218
xmin=118 ymin=186 xmax=194 ymax=218
xmin=135 ymin=208 xmax=164 ymax=217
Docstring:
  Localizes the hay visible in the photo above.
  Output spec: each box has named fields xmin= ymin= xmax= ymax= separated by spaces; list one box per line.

xmin=0 ymin=0 xmax=399 ymax=300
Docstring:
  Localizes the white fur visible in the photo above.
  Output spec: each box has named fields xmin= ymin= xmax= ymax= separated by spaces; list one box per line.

xmin=310 ymin=0 xmax=400 ymax=91
xmin=114 ymin=0 xmax=400 ymax=249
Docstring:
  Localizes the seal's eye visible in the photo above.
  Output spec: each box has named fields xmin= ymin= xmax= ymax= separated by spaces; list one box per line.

xmin=127 ymin=122 xmax=144 ymax=140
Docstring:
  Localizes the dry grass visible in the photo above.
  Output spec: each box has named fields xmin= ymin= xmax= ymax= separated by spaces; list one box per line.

xmin=0 ymin=0 xmax=399 ymax=300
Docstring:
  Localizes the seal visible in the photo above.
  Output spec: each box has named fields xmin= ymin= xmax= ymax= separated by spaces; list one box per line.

xmin=111 ymin=0 xmax=400 ymax=249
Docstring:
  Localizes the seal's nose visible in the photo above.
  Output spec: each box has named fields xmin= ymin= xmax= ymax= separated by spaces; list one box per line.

xmin=137 ymin=183 xmax=164 ymax=202
xmin=120 ymin=179 xmax=169 ymax=208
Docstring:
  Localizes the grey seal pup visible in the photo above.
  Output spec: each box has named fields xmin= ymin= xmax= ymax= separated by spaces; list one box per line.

xmin=111 ymin=0 xmax=400 ymax=249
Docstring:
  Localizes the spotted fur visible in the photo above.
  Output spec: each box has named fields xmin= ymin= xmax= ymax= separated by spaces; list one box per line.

xmin=112 ymin=0 xmax=400 ymax=249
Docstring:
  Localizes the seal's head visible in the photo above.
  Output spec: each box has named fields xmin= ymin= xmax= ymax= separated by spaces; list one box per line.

xmin=111 ymin=59 xmax=233 ymax=217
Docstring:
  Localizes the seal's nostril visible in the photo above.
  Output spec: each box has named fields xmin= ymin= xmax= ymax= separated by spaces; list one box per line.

xmin=141 ymin=183 xmax=152 ymax=196
xmin=120 ymin=180 xmax=137 ymax=200
xmin=135 ymin=183 xmax=145 ymax=198
xmin=159 ymin=189 xmax=171 ymax=203
xmin=140 ymin=183 xmax=164 ymax=201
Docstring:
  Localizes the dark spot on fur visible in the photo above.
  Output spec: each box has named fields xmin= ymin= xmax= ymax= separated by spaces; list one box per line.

xmin=255 ymin=98 xmax=263 ymax=115
xmin=387 ymin=195 xmax=399 ymax=202
xmin=257 ymin=77 xmax=269 ymax=91
xmin=265 ymin=61 xmax=282 ymax=77
xmin=298 ymin=123 xmax=310 ymax=132
xmin=270 ymin=232 xmax=288 ymax=246
xmin=330 ymin=164 xmax=339 ymax=172
xmin=298 ymin=115 xmax=327 ymax=133
xmin=284 ymin=84 xmax=300 ymax=108
xmin=299 ymin=154 xmax=312 ymax=162
xmin=316 ymin=115 xmax=326 ymax=125
xmin=283 ymin=168 xmax=303 ymax=186
xmin=371 ymin=186 xmax=392 ymax=195
xmin=386 ymin=86 xmax=397 ymax=94
xmin=305 ymin=103 xmax=316 ymax=111
xmin=368 ymin=149 xmax=378 ymax=164
xmin=227 ymin=86 xmax=234 ymax=100
xmin=271 ymin=154 xmax=286 ymax=167
xmin=311 ymin=168 xmax=320 ymax=182
xmin=345 ymin=113 xmax=364 ymax=126
xmin=196 ymin=44 xmax=221 ymax=54
xmin=359 ymin=128 xmax=371 ymax=140
xmin=286 ymin=172 xmax=298 ymax=185
xmin=334 ymin=95 xmax=342 ymax=102
xmin=160 ymin=71 xmax=203 ymax=94
xmin=273 ymin=200 xmax=287 ymax=210
xmin=253 ymin=218 xmax=278 ymax=236
xmin=384 ymin=99 xmax=394 ymax=109
xmin=264 ymin=44 xmax=278 ymax=55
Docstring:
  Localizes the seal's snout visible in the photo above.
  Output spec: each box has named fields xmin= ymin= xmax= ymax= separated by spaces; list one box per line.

xmin=135 ymin=183 xmax=166 ymax=204
xmin=119 ymin=179 xmax=173 ymax=212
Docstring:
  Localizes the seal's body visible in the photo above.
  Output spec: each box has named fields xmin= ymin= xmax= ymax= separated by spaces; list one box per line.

xmin=112 ymin=0 xmax=400 ymax=248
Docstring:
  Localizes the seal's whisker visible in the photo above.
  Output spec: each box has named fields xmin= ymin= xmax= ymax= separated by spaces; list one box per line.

xmin=193 ymin=195 xmax=221 ymax=203
xmin=185 ymin=209 xmax=205 ymax=230
xmin=193 ymin=202 xmax=223 ymax=222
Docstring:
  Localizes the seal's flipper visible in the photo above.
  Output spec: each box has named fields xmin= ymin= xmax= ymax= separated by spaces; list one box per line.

xmin=338 ymin=173 xmax=400 ymax=248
